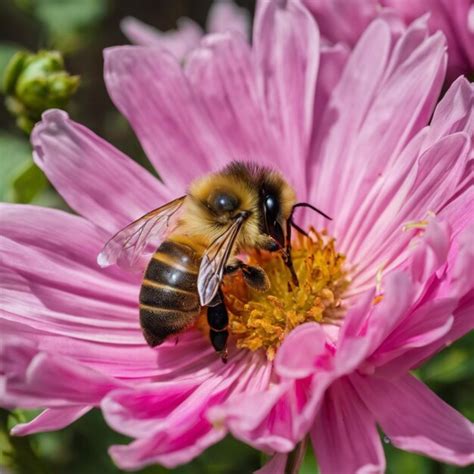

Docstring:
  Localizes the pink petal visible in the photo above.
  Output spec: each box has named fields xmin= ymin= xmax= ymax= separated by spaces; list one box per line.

xmin=2 ymin=317 xmax=162 ymax=382
xmin=11 ymin=406 xmax=91 ymax=436
xmin=339 ymin=30 xmax=446 ymax=216
xmin=101 ymin=384 xmax=197 ymax=438
xmin=311 ymin=378 xmax=385 ymax=474
xmin=255 ymin=453 xmax=287 ymax=474
xmin=0 ymin=203 xmax=139 ymax=302
xmin=209 ymin=382 xmax=296 ymax=452
xmin=383 ymin=0 xmax=474 ymax=80
xmin=110 ymin=426 xmax=225 ymax=470
xmin=406 ymin=218 xmax=451 ymax=285
xmin=0 ymin=205 xmax=143 ymax=342
xmin=2 ymin=340 xmax=124 ymax=409
xmin=311 ymin=20 xmax=447 ymax=238
xmin=101 ymin=347 xmax=253 ymax=438
xmin=27 ymin=352 xmax=124 ymax=404
xmin=184 ymin=33 xmax=278 ymax=170
xmin=313 ymin=42 xmax=350 ymax=117
xmin=445 ymin=223 xmax=474 ymax=298
xmin=308 ymin=19 xmax=393 ymax=221
xmin=373 ymin=297 xmax=473 ymax=377
xmin=381 ymin=15 xmax=430 ymax=77
xmin=275 ymin=323 xmax=328 ymax=379
xmin=369 ymin=298 xmax=455 ymax=370
xmin=352 ymin=373 xmax=474 ymax=466
xmin=1 ymin=267 xmax=139 ymax=342
xmin=206 ymin=0 xmax=250 ymax=38
xmin=211 ymin=334 xmax=335 ymax=453
xmin=104 ymin=46 xmax=229 ymax=188
xmin=120 ymin=16 xmax=203 ymax=58
xmin=31 ymin=110 xmax=168 ymax=232
xmin=332 ymin=290 xmax=379 ymax=373
xmin=357 ymin=272 xmax=416 ymax=358
xmin=303 ymin=0 xmax=379 ymax=46
xmin=427 ymin=76 xmax=474 ymax=143
xmin=106 ymin=353 xmax=264 ymax=470
xmin=351 ymin=133 xmax=470 ymax=286
xmin=0 ymin=204 xmax=165 ymax=381
xmin=438 ymin=185 xmax=474 ymax=246
xmin=254 ymin=0 xmax=320 ymax=192
xmin=377 ymin=226 xmax=474 ymax=375
xmin=338 ymin=129 xmax=427 ymax=278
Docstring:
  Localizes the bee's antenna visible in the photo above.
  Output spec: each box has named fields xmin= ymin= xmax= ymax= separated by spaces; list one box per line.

xmin=292 ymin=202 xmax=332 ymax=220
xmin=283 ymin=203 xmax=331 ymax=288
xmin=290 ymin=221 xmax=309 ymax=237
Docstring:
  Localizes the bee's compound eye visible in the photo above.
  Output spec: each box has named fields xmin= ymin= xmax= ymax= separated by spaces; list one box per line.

xmin=211 ymin=192 xmax=239 ymax=214
xmin=264 ymin=194 xmax=279 ymax=220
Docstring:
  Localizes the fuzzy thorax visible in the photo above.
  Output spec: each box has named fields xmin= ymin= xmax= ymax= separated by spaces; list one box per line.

xmin=222 ymin=229 xmax=349 ymax=360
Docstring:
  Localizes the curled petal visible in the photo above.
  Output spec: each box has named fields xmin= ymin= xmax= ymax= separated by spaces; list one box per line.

xmin=11 ymin=406 xmax=92 ymax=436
xmin=275 ymin=323 xmax=328 ymax=379
xmin=352 ymin=373 xmax=474 ymax=466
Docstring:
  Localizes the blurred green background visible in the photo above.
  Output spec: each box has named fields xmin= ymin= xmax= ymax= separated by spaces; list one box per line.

xmin=0 ymin=0 xmax=472 ymax=472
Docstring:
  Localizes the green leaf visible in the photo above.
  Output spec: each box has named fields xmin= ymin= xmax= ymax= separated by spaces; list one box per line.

xmin=10 ymin=160 xmax=47 ymax=203
xmin=0 ymin=131 xmax=32 ymax=199
xmin=419 ymin=332 xmax=474 ymax=384
xmin=1 ymin=409 xmax=49 ymax=474
xmin=384 ymin=439 xmax=432 ymax=474
xmin=300 ymin=441 xmax=319 ymax=474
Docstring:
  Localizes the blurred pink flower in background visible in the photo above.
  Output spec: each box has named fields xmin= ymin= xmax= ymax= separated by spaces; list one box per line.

xmin=303 ymin=0 xmax=474 ymax=82
xmin=121 ymin=0 xmax=250 ymax=59
xmin=1 ymin=0 xmax=473 ymax=472
xmin=127 ymin=0 xmax=474 ymax=82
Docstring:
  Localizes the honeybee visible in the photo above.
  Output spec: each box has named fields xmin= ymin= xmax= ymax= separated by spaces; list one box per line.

xmin=98 ymin=162 xmax=330 ymax=361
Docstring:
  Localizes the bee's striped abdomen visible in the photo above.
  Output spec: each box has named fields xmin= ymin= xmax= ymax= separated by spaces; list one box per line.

xmin=139 ymin=240 xmax=201 ymax=347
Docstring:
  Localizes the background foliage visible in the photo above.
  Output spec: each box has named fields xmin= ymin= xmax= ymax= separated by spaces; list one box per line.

xmin=0 ymin=0 xmax=472 ymax=472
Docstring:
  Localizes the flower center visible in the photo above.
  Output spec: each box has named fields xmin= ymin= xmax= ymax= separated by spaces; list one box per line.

xmin=222 ymin=229 xmax=350 ymax=360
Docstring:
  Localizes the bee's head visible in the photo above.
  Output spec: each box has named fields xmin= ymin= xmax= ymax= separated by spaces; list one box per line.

xmin=186 ymin=162 xmax=296 ymax=249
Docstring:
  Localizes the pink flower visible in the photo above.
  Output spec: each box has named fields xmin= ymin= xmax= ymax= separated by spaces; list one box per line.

xmin=303 ymin=0 xmax=474 ymax=82
xmin=1 ymin=1 xmax=473 ymax=472
xmin=121 ymin=0 xmax=250 ymax=59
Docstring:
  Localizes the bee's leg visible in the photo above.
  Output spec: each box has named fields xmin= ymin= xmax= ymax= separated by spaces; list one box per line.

xmin=225 ymin=259 xmax=270 ymax=292
xmin=241 ymin=265 xmax=270 ymax=292
xmin=224 ymin=259 xmax=243 ymax=275
xmin=207 ymin=289 xmax=229 ymax=363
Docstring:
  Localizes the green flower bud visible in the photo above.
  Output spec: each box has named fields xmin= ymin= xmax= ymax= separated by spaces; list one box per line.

xmin=2 ymin=50 xmax=79 ymax=134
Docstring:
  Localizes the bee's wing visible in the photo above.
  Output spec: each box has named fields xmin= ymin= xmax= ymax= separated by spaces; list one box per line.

xmin=198 ymin=215 xmax=246 ymax=307
xmin=97 ymin=196 xmax=186 ymax=271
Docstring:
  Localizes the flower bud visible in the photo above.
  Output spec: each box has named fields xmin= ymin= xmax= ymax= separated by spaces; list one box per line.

xmin=3 ymin=50 xmax=79 ymax=134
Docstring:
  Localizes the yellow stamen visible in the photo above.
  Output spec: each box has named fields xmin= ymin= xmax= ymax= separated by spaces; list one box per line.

xmin=219 ymin=229 xmax=350 ymax=360
xmin=375 ymin=262 xmax=385 ymax=294
xmin=402 ymin=210 xmax=436 ymax=232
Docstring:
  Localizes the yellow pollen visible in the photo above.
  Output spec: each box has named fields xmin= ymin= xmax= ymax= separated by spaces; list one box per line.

xmin=220 ymin=229 xmax=350 ymax=360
